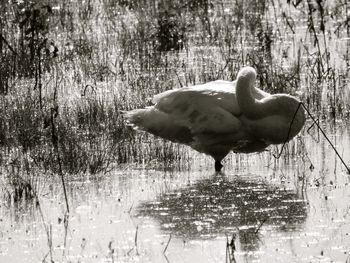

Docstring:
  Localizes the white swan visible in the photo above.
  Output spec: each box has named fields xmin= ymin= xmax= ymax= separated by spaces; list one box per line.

xmin=125 ymin=67 xmax=305 ymax=172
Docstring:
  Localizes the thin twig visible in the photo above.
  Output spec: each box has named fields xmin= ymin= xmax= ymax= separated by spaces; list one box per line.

xmin=163 ymin=253 xmax=170 ymax=263
xmin=274 ymin=102 xmax=350 ymax=174
xmin=50 ymin=106 xmax=70 ymax=213
xmin=126 ymin=225 xmax=139 ymax=256
xmin=31 ymin=189 xmax=54 ymax=262
xmin=81 ymin=84 xmax=96 ymax=96
xmin=163 ymin=234 xmax=172 ymax=254
xmin=174 ymin=70 xmax=183 ymax=88
xmin=302 ymin=103 xmax=350 ymax=174
xmin=128 ymin=201 xmax=134 ymax=213
xmin=255 ymin=217 xmax=268 ymax=234
xmin=63 ymin=212 xmax=69 ymax=257
xmin=225 ymin=233 xmax=236 ymax=263
xmin=306 ymin=120 xmax=320 ymax=143
xmin=273 ymin=102 xmax=302 ymax=159
xmin=0 ymin=33 xmax=17 ymax=55
xmin=225 ymin=235 xmax=229 ymax=263
xmin=134 ymin=225 xmax=139 ymax=255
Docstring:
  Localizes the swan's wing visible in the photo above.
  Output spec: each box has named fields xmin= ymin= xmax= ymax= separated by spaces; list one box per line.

xmin=153 ymin=80 xmax=243 ymax=134
xmin=125 ymin=80 xmax=271 ymax=150
xmin=124 ymin=107 xmax=193 ymax=144
xmin=153 ymin=80 xmax=240 ymax=114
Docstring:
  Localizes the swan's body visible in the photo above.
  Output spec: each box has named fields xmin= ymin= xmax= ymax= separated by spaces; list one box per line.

xmin=125 ymin=67 xmax=305 ymax=171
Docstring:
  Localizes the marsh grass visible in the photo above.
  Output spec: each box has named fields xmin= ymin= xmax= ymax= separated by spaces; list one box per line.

xmin=0 ymin=0 xmax=349 ymax=202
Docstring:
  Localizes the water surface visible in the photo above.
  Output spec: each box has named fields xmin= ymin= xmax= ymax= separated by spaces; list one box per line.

xmin=1 ymin=124 xmax=350 ymax=262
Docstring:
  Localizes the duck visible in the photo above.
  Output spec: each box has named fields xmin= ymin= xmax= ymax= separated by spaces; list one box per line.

xmin=124 ymin=66 xmax=305 ymax=172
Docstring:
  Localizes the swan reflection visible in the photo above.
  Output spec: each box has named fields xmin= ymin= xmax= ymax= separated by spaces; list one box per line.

xmin=138 ymin=174 xmax=307 ymax=250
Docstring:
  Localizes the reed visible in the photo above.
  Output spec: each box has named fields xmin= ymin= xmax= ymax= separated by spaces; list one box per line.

xmin=0 ymin=0 xmax=348 ymax=201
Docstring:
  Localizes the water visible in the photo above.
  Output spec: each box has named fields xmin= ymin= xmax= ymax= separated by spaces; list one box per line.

xmin=1 ymin=124 xmax=350 ymax=262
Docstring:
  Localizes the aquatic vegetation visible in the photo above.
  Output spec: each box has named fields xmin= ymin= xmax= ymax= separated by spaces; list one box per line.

xmin=0 ymin=1 xmax=349 ymax=262
xmin=0 ymin=0 xmax=348 ymax=199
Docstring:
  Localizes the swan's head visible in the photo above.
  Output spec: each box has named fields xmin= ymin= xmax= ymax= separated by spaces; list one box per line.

xmin=237 ymin=66 xmax=257 ymax=87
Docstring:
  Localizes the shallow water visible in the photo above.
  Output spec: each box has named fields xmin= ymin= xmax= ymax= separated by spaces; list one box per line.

xmin=1 ymin=124 xmax=350 ymax=263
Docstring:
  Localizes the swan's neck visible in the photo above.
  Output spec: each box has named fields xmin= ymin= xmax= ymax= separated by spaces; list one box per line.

xmin=236 ymin=76 xmax=262 ymax=119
